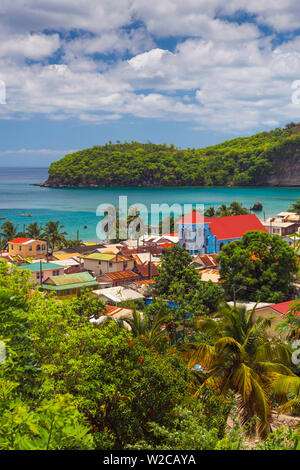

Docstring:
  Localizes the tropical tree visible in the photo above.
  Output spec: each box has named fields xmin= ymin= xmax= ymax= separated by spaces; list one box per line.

xmin=216 ymin=204 xmax=231 ymax=217
xmin=0 ymin=221 xmax=19 ymax=244
xmin=218 ymin=231 xmax=298 ymax=303
xmin=123 ymin=310 xmax=169 ymax=350
xmin=229 ymin=201 xmax=249 ymax=215
xmin=204 ymin=207 xmax=217 ymax=217
xmin=26 ymin=222 xmax=42 ymax=239
xmin=289 ymin=200 xmax=300 ymax=214
xmin=41 ymin=221 xmax=68 ymax=252
xmin=63 ymin=238 xmax=84 ymax=248
xmin=271 ymin=374 xmax=300 ymax=416
xmin=180 ymin=302 xmax=294 ymax=438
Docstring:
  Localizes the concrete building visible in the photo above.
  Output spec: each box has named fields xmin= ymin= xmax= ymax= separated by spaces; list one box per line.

xmin=82 ymin=253 xmax=134 ymax=276
xmin=261 ymin=217 xmax=297 ymax=236
xmin=19 ymin=262 xmax=64 ymax=285
xmin=177 ymin=212 xmax=268 ymax=254
xmin=41 ymin=271 xmax=98 ymax=299
xmin=8 ymin=238 xmax=47 ymax=259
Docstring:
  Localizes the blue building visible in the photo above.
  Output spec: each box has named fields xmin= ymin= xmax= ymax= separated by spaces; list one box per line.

xmin=177 ymin=212 xmax=268 ymax=255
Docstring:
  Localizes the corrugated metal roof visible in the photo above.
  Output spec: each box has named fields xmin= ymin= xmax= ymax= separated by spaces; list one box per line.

xmin=45 ymin=271 xmax=96 ymax=286
xmin=84 ymin=253 xmax=116 ymax=261
xmin=99 ymin=270 xmax=139 ymax=281
xmin=41 ymin=279 xmax=98 ymax=291
xmin=19 ymin=262 xmax=63 ymax=272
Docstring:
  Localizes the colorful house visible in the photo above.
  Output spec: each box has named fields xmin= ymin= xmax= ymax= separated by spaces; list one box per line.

xmin=252 ymin=300 xmax=298 ymax=338
xmin=8 ymin=238 xmax=47 ymax=259
xmin=97 ymin=270 xmax=139 ymax=288
xmin=82 ymin=253 xmax=135 ymax=276
xmin=19 ymin=262 xmax=64 ymax=285
xmin=41 ymin=271 xmax=98 ymax=299
xmin=177 ymin=213 xmax=268 ymax=254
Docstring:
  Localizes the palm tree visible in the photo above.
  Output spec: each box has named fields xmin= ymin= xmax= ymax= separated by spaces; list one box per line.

xmin=123 ymin=310 xmax=169 ymax=349
xmin=26 ymin=222 xmax=42 ymax=239
xmin=289 ymin=200 xmax=300 ymax=214
xmin=41 ymin=221 xmax=68 ymax=253
xmin=271 ymin=374 xmax=300 ymax=416
xmin=0 ymin=221 xmax=19 ymax=249
xmin=229 ymin=201 xmax=249 ymax=215
xmin=63 ymin=238 xmax=84 ymax=248
xmin=216 ymin=204 xmax=231 ymax=217
xmin=180 ymin=302 xmax=294 ymax=438
xmin=0 ymin=221 xmax=19 ymax=241
xmin=204 ymin=207 xmax=217 ymax=218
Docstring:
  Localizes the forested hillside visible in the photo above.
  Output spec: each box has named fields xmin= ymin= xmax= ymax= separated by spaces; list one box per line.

xmin=43 ymin=123 xmax=300 ymax=187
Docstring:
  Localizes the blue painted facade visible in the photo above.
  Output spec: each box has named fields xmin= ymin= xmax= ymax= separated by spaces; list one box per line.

xmin=178 ymin=221 xmax=240 ymax=255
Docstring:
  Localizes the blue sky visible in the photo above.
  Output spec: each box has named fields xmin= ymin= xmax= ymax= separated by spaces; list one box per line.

xmin=0 ymin=0 xmax=300 ymax=167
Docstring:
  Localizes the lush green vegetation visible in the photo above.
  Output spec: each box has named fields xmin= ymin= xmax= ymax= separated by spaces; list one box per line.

xmin=217 ymin=231 xmax=298 ymax=303
xmin=45 ymin=124 xmax=300 ymax=187
xmin=0 ymin=247 xmax=299 ymax=450
xmin=0 ymin=219 xmax=73 ymax=252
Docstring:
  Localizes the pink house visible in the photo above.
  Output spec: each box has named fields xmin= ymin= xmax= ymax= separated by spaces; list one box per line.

xmin=19 ymin=262 xmax=64 ymax=285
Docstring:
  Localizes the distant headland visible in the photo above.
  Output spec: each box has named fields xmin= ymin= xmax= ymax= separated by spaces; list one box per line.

xmin=40 ymin=123 xmax=300 ymax=188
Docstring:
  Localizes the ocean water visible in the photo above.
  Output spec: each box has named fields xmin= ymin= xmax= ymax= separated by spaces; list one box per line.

xmin=0 ymin=167 xmax=299 ymax=242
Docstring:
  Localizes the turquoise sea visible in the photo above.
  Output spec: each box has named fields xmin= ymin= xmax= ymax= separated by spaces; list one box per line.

xmin=0 ymin=167 xmax=300 ymax=242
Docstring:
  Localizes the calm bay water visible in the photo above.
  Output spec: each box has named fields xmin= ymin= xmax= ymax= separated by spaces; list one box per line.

xmin=0 ymin=167 xmax=300 ymax=242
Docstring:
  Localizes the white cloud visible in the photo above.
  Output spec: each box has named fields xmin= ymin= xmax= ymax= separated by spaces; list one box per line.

xmin=0 ymin=1 xmax=299 ymax=132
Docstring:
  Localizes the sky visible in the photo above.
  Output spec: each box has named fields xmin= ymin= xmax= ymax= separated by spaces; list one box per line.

xmin=0 ymin=0 xmax=300 ymax=166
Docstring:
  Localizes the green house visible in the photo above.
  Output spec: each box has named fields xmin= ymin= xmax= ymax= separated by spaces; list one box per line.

xmin=41 ymin=271 xmax=98 ymax=299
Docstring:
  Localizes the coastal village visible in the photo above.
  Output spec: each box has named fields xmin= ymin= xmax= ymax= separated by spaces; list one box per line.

xmin=1 ymin=209 xmax=300 ymax=337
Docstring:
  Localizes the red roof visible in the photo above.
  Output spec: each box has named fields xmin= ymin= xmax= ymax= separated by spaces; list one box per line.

xmin=204 ymin=214 xmax=268 ymax=240
xmin=8 ymin=237 xmax=34 ymax=244
xmin=177 ymin=212 xmax=204 ymax=224
xmin=269 ymin=300 xmax=299 ymax=316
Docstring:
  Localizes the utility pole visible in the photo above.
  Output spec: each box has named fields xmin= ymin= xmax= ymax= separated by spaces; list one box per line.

xmin=148 ymin=247 xmax=152 ymax=280
xmin=232 ymin=285 xmax=246 ymax=308
xmin=39 ymin=259 xmax=43 ymax=286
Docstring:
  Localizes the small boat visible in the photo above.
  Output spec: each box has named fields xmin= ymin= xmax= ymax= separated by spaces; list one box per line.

xmin=0 ymin=217 xmax=6 ymax=220
xmin=21 ymin=213 xmax=32 ymax=217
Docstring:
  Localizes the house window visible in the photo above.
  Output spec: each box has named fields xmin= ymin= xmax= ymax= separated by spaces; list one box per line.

xmin=124 ymin=262 xmax=128 ymax=269
xmin=19 ymin=246 xmax=22 ymax=251
xmin=29 ymin=246 xmax=32 ymax=251
xmin=109 ymin=262 xmax=113 ymax=267
xmin=52 ymin=270 xmax=59 ymax=276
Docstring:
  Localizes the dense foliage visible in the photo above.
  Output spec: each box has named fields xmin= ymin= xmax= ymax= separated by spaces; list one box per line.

xmin=217 ymin=231 xmax=298 ymax=303
xmin=45 ymin=125 xmax=300 ymax=187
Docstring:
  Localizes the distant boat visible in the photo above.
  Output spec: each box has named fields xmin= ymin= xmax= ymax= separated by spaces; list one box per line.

xmin=21 ymin=213 xmax=32 ymax=217
xmin=0 ymin=217 xmax=6 ymax=220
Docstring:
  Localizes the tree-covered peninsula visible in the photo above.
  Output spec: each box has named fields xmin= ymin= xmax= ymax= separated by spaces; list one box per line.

xmin=43 ymin=123 xmax=300 ymax=187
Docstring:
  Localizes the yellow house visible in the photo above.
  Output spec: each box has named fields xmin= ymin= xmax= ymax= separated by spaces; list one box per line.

xmin=252 ymin=300 xmax=297 ymax=338
xmin=40 ymin=271 xmax=98 ymax=299
xmin=8 ymin=238 xmax=47 ymax=259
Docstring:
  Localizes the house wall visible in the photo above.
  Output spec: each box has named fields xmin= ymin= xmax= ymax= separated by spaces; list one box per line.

xmin=43 ymin=285 xmax=96 ymax=300
xmin=83 ymin=258 xmax=134 ymax=276
xmin=33 ymin=267 xmax=64 ymax=285
xmin=252 ymin=307 xmax=285 ymax=337
xmin=9 ymin=240 xmax=47 ymax=258
xmin=178 ymin=222 xmax=241 ymax=254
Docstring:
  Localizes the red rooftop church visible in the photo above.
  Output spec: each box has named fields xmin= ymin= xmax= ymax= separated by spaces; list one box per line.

xmin=177 ymin=212 xmax=268 ymax=254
